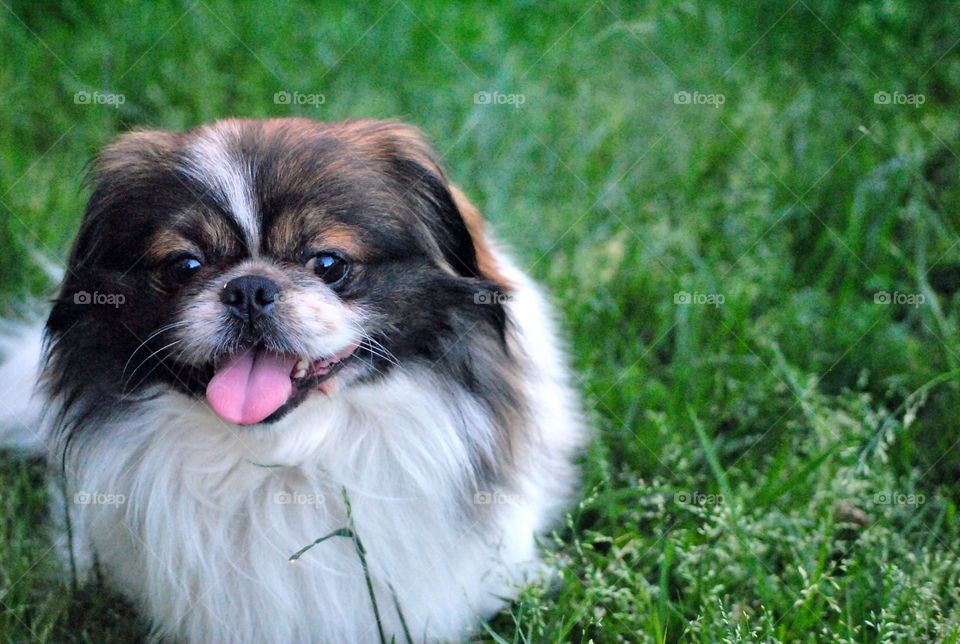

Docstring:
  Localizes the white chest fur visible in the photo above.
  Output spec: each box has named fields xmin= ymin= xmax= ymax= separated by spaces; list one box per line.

xmin=66 ymin=371 xmax=536 ymax=642
xmin=54 ymin=265 xmax=582 ymax=643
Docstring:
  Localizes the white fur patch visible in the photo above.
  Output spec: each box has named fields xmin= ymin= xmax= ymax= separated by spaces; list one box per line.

xmin=181 ymin=122 xmax=260 ymax=251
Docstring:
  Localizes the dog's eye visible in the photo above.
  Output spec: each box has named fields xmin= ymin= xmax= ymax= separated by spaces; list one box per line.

xmin=306 ymin=251 xmax=349 ymax=286
xmin=165 ymin=255 xmax=203 ymax=284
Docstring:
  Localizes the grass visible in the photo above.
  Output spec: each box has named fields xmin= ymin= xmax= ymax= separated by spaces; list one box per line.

xmin=2 ymin=0 xmax=960 ymax=641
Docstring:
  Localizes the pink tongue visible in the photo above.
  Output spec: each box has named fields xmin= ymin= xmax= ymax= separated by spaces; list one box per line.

xmin=205 ymin=348 xmax=297 ymax=425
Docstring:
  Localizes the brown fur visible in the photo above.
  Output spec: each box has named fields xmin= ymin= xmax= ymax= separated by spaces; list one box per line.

xmin=448 ymin=185 xmax=512 ymax=289
xmin=92 ymin=130 xmax=179 ymax=178
xmin=324 ymin=119 xmax=513 ymax=287
xmin=100 ymin=118 xmax=508 ymax=286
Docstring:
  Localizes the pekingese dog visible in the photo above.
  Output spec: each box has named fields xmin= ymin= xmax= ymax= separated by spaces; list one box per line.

xmin=0 ymin=118 xmax=583 ymax=643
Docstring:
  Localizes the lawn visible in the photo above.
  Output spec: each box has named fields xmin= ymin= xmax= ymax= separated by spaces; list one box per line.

xmin=2 ymin=0 xmax=960 ymax=641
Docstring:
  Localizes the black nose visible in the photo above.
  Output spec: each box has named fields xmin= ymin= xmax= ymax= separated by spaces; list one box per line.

xmin=221 ymin=275 xmax=281 ymax=323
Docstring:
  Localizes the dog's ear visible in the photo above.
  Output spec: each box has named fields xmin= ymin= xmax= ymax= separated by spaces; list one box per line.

xmin=341 ymin=120 xmax=511 ymax=288
xmin=49 ymin=130 xmax=180 ymax=335
xmin=446 ymin=183 xmax=510 ymax=288
xmin=72 ymin=130 xmax=180 ymax=271
xmin=88 ymin=129 xmax=180 ymax=182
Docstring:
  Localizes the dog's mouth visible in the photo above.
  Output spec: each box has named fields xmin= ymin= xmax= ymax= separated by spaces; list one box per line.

xmin=204 ymin=342 xmax=360 ymax=425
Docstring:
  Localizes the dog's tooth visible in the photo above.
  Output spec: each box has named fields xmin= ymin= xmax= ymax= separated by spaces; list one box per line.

xmin=292 ymin=368 xmax=307 ymax=379
xmin=295 ymin=357 xmax=309 ymax=372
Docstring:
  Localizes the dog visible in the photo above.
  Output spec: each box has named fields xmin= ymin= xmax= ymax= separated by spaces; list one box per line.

xmin=0 ymin=118 xmax=583 ymax=642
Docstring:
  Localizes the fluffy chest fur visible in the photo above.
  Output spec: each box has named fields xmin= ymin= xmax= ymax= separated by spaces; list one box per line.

xmin=66 ymin=372 xmax=531 ymax=642
xmin=58 ymin=269 xmax=580 ymax=643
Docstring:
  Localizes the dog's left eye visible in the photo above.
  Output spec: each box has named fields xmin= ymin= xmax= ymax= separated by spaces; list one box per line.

xmin=306 ymin=251 xmax=350 ymax=287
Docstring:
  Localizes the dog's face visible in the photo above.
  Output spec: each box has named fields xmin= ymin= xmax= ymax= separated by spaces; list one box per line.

xmin=45 ymin=119 xmax=511 ymax=428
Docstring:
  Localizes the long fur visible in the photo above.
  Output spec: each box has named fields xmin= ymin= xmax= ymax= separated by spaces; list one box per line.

xmin=0 ymin=320 xmax=48 ymax=451
xmin=0 ymin=118 xmax=583 ymax=643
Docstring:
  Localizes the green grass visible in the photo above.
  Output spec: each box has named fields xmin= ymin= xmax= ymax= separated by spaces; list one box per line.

xmin=3 ymin=0 xmax=960 ymax=641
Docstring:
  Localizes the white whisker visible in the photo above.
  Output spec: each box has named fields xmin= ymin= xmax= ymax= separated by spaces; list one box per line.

xmin=123 ymin=339 xmax=183 ymax=392
xmin=121 ymin=322 xmax=190 ymax=382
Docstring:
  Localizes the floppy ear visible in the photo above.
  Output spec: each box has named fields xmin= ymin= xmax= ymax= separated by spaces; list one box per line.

xmin=343 ymin=120 xmax=511 ymax=288
xmin=48 ymin=130 xmax=179 ymax=335
xmin=399 ymin=159 xmax=512 ymax=290
xmin=387 ymin=155 xmax=482 ymax=278
xmin=71 ymin=130 xmax=180 ymax=271
xmin=446 ymin=184 xmax=511 ymax=289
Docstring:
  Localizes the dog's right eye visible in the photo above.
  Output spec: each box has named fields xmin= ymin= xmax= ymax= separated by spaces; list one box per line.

xmin=164 ymin=255 xmax=203 ymax=284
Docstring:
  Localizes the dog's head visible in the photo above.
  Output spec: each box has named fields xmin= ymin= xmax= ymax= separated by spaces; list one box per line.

xmin=45 ymin=118 xmax=513 ymax=427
